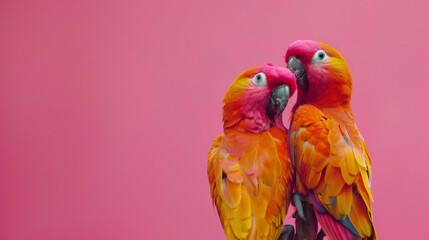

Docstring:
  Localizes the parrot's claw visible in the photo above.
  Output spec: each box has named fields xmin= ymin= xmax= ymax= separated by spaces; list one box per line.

xmin=293 ymin=193 xmax=309 ymax=225
xmin=277 ymin=225 xmax=294 ymax=240
xmin=316 ymin=229 xmax=326 ymax=240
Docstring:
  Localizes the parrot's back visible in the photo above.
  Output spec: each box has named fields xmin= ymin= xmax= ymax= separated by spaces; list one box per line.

xmin=208 ymin=127 xmax=293 ymax=240
xmin=289 ymin=104 xmax=376 ymax=240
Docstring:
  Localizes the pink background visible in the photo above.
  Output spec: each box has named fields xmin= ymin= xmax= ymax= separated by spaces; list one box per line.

xmin=1 ymin=0 xmax=428 ymax=239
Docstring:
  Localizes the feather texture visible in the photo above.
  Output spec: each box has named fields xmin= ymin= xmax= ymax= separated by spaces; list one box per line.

xmin=208 ymin=127 xmax=293 ymax=240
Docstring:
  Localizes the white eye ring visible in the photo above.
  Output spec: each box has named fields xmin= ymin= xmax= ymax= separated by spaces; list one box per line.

xmin=312 ymin=50 xmax=329 ymax=64
xmin=251 ymin=73 xmax=267 ymax=86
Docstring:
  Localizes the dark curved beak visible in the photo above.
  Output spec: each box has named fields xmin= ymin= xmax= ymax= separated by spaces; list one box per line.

xmin=267 ymin=85 xmax=290 ymax=118
xmin=287 ymin=57 xmax=307 ymax=87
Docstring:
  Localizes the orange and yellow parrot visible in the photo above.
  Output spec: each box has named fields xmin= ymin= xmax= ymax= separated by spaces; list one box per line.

xmin=285 ymin=40 xmax=376 ymax=240
xmin=208 ymin=65 xmax=297 ymax=240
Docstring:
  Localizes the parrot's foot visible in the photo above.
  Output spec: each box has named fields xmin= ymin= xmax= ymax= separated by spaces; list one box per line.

xmin=292 ymin=193 xmax=309 ymax=225
xmin=294 ymin=198 xmax=318 ymax=240
xmin=277 ymin=225 xmax=294 ymax=240
xmin=316 ymin=229 xmax=325 ymax=240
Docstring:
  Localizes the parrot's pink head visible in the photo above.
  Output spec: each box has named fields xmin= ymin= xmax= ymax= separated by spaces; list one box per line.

xmin=285 ymin=40 xmax=353 ymax=108
xmin=222 ymin=65 xmax=296 ymax=133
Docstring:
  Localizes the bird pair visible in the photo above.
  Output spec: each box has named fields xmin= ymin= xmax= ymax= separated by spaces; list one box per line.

xmin=208 ymin=40 xmax=376 ymax=240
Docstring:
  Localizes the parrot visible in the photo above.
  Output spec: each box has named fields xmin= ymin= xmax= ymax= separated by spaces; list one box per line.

xmin=285 ymin=40 xmax=376 ymax=240
xmin=207 ymin=65 xmax=297 ymax=240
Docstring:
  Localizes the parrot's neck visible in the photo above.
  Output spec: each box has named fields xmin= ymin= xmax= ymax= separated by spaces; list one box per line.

xmin=295 ymin=93 xmax=351 ymax=110
xmin=294 ymin=72 xmax=353 ymax=111
xmin=224 ymin=109 xmax=287 ymax=135
xmin=225 ymin=116 xmax=269 ymax=134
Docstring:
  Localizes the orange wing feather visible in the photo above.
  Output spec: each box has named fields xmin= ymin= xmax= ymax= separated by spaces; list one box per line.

xmin=289 ymin=104 xmax=376 ymax=239
xmin=208 ymin=127 xmax=293 ymax=240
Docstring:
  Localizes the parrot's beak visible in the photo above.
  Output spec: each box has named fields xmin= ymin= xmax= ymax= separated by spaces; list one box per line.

xmin=267 ymin=85 xmax=290 ymax=119
xmin=287 ymin=57 xmax=308 ymax=88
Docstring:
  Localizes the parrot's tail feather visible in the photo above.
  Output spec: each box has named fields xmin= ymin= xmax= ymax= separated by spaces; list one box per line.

xmin=315 ymin=209 xmax=359 ymax=240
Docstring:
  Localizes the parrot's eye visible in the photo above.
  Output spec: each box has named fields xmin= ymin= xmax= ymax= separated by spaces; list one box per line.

xmin=312 ymin=50 xmax=329 ymax=64
xmin=252 ymin=73 xmax=267 ymax=87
